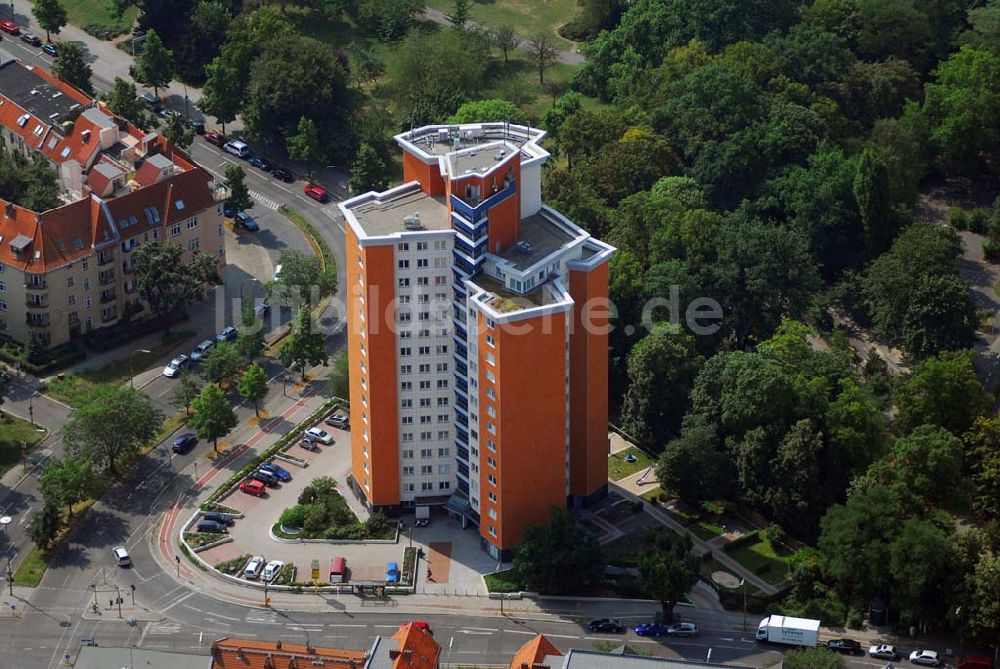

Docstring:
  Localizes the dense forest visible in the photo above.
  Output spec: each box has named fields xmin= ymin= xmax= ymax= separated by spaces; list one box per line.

xmin=111 ymin=0 xmax=1000 ymax=644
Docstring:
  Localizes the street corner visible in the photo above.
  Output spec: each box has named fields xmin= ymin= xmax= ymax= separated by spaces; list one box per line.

xmin=81 ymin=601 xmax=164 ymax=624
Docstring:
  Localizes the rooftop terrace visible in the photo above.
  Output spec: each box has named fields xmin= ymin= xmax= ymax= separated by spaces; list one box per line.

xmin=494 ymin=210 xmax=580 ymax=271
xmin=346 ymin=184 xmax=451 ymax=237
xmin=398 ymin=123 xmax=542 ymax=158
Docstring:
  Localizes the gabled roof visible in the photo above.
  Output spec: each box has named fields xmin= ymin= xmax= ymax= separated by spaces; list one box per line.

xmin=211 ymin=638 xmax=365 ymax=669
xmin=389 ymin=623 xmax=441 ymax=669
xmin=511 ymin=634 xmax=562 ymax=669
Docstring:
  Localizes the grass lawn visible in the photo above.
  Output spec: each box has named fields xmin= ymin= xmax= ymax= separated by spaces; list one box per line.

xmin=424 ymin=0 xmax=579 ymax=48
xmin=689 ymin=520 xmax=725 ymax=541
xmin=0 ymin=412 xmax=46 ymax=477
xmin=608 ymin=446 xmax=654 ymax=481
xmin=13 ymin=547 xmax=48 ymax=586
xmin=484 ymin=568 xmax=523 ymax=593
xmin=728 ymin=537 xmax=793 ymax=586
xmin=62 ymin=0 xmax=136 ymax=30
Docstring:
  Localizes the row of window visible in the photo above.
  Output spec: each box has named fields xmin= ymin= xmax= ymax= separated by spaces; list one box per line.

xmin=400 ymin=363 xmax=449 ymax=374
xmin=400 ymin=380 xmax=449 ymax=391
xmin=402 ymin=481 xmax=451 ymax=492
xmin=397 ymin=257 xmax=449 ymax=269
xmin=398 ymin=293 xmax=449 ymax=304
xmin=398 ymin=241 xmax=448 ymax=252
xmin=400 ymin=397 xmax=450 ymax=408
xmin=401 ymin=414 xmax=449 ymax=425
xmin=399 ymin=345 xmax=449 ymax=356
xmin=399 ymin=329 xmax=449 ymax=340
xmin=401 ymin=464 xmax=452 ymax=476
xmin=398 ymin=276 xmax=448 ymax=288
xmin=400 ymin=432 xmax=451 ymax=445
xmin=401 ymin=447 xmax=451 ymax=458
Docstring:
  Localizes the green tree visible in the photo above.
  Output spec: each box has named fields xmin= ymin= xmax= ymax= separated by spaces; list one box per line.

xmin=448 ymin=99 xmax=527 ymax=125
xmin=783 ymin=648 xmax=845 ymax=669
xmin=889 ymin=425 xmax=964 ymax=508
xmin=527 ymin=32 xmax=559 ymax=85
xmin=888 ymin=518 xmax=952 ymax=627
xmin=657 ymin=416 xmax=733 ymax=502
xmin=638 ymin=531 xmax=698 ymax=620
xmin=901 ymin=274 xmax=978 ymax=359
xmin=355 ymin=0 xmax=422 ymax=41
xmin=965 ymin=554 xmax=1000 ymax=654
xmin=103 ymin=77 xmax=148 ymax=128
xmin=163 ymin=111 xmax=195 ymax=150
xmin=130 ymin=29 xmax=174 ymax=98
xmin=895 ymin=351 xmax=990 ymax=436
xmin=287 ymin=116 xmax=324 ymax=180
xmin=513 ymin=508 xmax=602 ymax=593
xmin=853 ymin=148 xmax=894 ymax=258
xmin=446 ymin=0 xmax=472 ymax=29
xmin=63 ymin=385 xmax=164 ymax=475
xmin=491 ymin=24 xmax=519 ymax=64
xmin=200 ymin=58 xmax=241 ymax=134
xmin=621 ymin=325 xmax=702 ymax=447
xmin=237 ymin=362 xmax=268 ymax=416
xmin=174 ymin=0 xmax=231 ymax=85
xmin=345 ymin=41 xmax=386 ymax=86
xmin=964 ymin=416 xmax=1000 ymax=518
xmin=26 ymin=502 xmax=62 ymax=550
xmin=32 ymin=0 xmax=67 ymax=42
xmin=201 ymin=341 xmax=241 ymax=384
xmin=171 ymin=370 xmax=202 ymax=416
xmin=51 ymin=41 xmax=94 ymax=96
xmin=349 ymin=142 xmax=389 ymax=194
xmin=273 ymin=249 xmax=337 ymax=299
xmin=189 ymin=383 xmax=238 ymax=453
xmin=328 ymin=349 xmax=349 ymax=400
xmin=278 ymin=307 xmax=328 ymax=380
xmin=38 ymin=457 xmax=93 ymax=519
xmin=132 ymin=240 xmax=220 ymax=334
xmin=236 ymin=308 xmax=266 ymax=362
xmin=224 ymin=163 xmax=252 ymax=217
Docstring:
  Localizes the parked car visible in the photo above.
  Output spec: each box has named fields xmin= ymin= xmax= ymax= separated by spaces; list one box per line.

xmin=386 ymin=562 xmax=400 ymax=583
xmin=239 ymin=478 xmax=266 ymax=496
xmin=910 ymin=651 xmax=941 ymax=667
xmin=40 ymin=43 xmax=57 ymax=56
xmin=243 ymin=555 xmax=265 ymax=579
xmin=190 ymin=339 xmax=214 ymax=361
xmin=325 ymin=413 xmax=349 ymax=429
xmin=304 ymin=184 xmax=329 ymax=202
xmin=588 ymin=619 xmax=625 ymax=633
xmin=201 ymin=511 xmax=234 ymax=527
xmin=251 ymin=469 xmax=279 ymax=487
xmin=204 ymin=131 xmax=226 ymax=147
xmin=248 ymin=156 xmax=271 ymax=171
xmin=223 ymin=140 xmax=251 ymax=159
xmin=634 ymin=623 xmax=668 ymax=637
xmin=262 ymin=560 xmax=284 ymax=583
xmin=958 ymin=658 xmax=994 ymax=669
xmin=19 ymin=33 xmax=40 ymax=46
xmin=188 ymin=120 xmax=205 ymax=134
xmin=870 ymin=646 xmax=901 ymax=661
xmin=402 ymin=621 xmax=432 ymax=633
xmin=113 ymin=546 xmax=131 ymax=567
xmin=162 ymin=354 xmax=189 ymax=378
xmin=158 ymin=108 xmax=181 ymax=120
xmin=0 ymin=20 xmax=19 ymax=35
xmin=271 ymin=167 xmax=293 ymax=183
xmin=827 ymin=639 xmax=863 ymax=655
xmin=216 ymin=326 xmax=238 ymax=342
xmin=172 ymin=432 xmax=197 ymax=454
xmin=304 ymin=427 xmax=333 ymax=444
xmin=259 ymin=462 xmax=292 ymax=482
xmin=299 ymin=437 xmax=319 ymax=451
xmin=235 ymin=211 xmax=259 ymax=231
xmin=196 ymin=520 xmax=227 ymax=533
xmin=222 ymin=200 xmax=235 ymax=218
xmin=666 ymin=623 xmax=699 ymax=637
xmin=137 ymin=91 xmax=160 ymax=111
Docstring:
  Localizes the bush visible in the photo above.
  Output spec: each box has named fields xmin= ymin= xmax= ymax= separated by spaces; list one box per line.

xmin=84 ymin=23 xmax=129 ymax=40
xmin=969 ymin=207 xmax=991 ymax=234
xmin=278 ymin=505 xmax=307 ymax=529
xmin=984 ymin=240 xmax=1000 ymax=263
xmin=949 ymin=207 xmax=969 ymax=230
xmin=323 ymin=523 xmax=365 ymax=540
xmin=299 ymin=476 xmax=337 ymax=505
xmin=365 ymin=510 xmax=389 ymax=537
xmin=762 ymin=524 xmax=785 ymax=546
xmin=303 ymin=504 xmax=328 ymax=533
xmin=846 ymin=608 xmax=864 ymax=629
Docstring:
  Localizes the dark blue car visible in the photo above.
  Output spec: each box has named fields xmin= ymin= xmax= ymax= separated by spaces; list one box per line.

xmin=248 ymin=156 xmax=272 ymax=172
xmin=634 ymin=623 xmax=668 ymax=637
xmin=259 ymin=462 xmax=292 ymax=482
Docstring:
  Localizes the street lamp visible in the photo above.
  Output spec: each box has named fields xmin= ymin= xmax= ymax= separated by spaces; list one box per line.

xmin=129 ymin=348 xmax=152 ymax=389
xmin=740 ymin=578 xmax=748 ymax=632
xmin=1 ymin=516 xmax=10 ymax=595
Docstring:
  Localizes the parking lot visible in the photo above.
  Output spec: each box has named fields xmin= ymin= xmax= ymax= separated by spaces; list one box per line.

xmin=193 ymin=413 xmax=497 ymax=594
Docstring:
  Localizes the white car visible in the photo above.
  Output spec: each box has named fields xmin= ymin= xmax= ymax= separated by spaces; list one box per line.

xmin=190 ymin=339 xmax=214 ymax=361
xmin=910 ymin=651 xmax=941 ymax=667
xmin=223 ymin=139 xmax=250 ymax=159
xmin=243 ymin=555 xmax=265 ymax=580
xmin=113 ymin=546 xmax=131 ymax=567
xmin=261 ymin=560 xmax=284 ymax=582
xmin=870 ymin=645 xmax=900 ymax=661
xmin=162 ymin=354 xmax=189 ymax=378
xmin=304 ymin=427 xmax=333 ymax=444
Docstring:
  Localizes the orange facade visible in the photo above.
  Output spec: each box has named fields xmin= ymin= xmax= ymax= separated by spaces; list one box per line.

xmin=347 ymin=226 xmax=401 ymax=507
xmin=567 ymin=262 xmax=612 ymax=498
xmin=403 ymin=150 xmax=446 ymax=196
xmin=478 ymin=310 xmax=569 ymax=550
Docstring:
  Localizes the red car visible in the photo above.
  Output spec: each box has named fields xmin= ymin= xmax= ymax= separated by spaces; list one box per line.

xmin=958 ymin=658 xmax=993 ymax=669
xmin=0 ymin=21 xmax=20 ymax=36
xmin=304 ymin=184 xmax=329 ymax=203
xmin=239 ymin=478 xmax=266 ymax=497
xmin=203 ymin=131 xmax=226 ymax=147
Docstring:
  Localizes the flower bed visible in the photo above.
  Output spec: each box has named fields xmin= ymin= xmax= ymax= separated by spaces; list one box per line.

xmin=215 ymin=554 xmax=252 ymax=576
xmin=274 ymin=476 xmax=395 ymax=541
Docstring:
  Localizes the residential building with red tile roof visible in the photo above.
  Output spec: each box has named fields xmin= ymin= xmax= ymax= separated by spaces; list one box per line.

xmin=211 ymin=638 xmax=366 ymax=669
xmin=365 ymin=623 xmax=440 ymax=669
xmin=0 ymin=52 xmax=225 ymax=348
xmin=510 ymin=634 xmax=563 ymax=669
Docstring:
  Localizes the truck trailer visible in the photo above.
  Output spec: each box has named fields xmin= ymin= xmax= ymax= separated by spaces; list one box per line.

xmin=755 ymin=615 xmax=820 ymax=647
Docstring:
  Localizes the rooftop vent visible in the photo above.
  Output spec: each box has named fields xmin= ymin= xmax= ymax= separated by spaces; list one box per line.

xmin=515 ymin=241 xmax=534 ymax=255
xmin=16 ymin=114 xmax=29 ymax=127
xmin=81 ymin=129 xmax=91 ymax=143
xmin=402 ymin=213 xmax=423 ymax=230
xmin=29 ymin=88 xmax=38 ymax=96
xmin=493 ymin=150 xmax=505 ymax=161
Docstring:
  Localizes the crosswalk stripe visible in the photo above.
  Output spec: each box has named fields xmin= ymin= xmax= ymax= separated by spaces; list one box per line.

xmin=250 ymin=190 xmax=281 ymax=210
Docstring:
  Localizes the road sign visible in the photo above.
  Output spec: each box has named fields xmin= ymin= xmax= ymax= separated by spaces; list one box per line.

xmin=310 ymin=559 xmax=320 ymax=582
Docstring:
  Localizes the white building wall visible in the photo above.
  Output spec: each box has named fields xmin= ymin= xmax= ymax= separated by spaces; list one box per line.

xmin=520 ymin=162 xmax=542 ymax=217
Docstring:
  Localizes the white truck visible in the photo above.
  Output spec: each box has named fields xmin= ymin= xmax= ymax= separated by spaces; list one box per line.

xmin=755 ymin=615 xmax=820 ymax=647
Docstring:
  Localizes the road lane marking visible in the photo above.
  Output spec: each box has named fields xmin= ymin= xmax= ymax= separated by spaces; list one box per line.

xmin=159 ymin=591 xmax=196 ymax=613
xmin=205 ymin=612 xmax=240 ymax=622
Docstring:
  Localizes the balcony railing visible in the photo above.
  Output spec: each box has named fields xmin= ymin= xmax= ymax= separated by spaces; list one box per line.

xmin=101 ymin=311 xmax=117 ymax=323
xmin=100 ymin=291 xmax=117 ymax=304
xmin=99 ymin=272 xmax=115 ymax=286
xmin=98 ymin=253 xmax=115 ymax=266
xmin=25 ymin=315 xmax=49 ymax=328
xmin=25 ymin=296 xmax=47 ymax=309
xmin=24 ymin=279 xmax=46 ymax=290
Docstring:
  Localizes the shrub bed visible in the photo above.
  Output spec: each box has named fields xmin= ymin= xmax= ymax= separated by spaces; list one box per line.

xmin=215 ymin=554 xmax=252 ymax=576
xmin=84 ymin=22 xmax=129 ymax=40
xmin=184 ymin=532 xmax=227 ymax=548
xmin=401 ymin=546 xmax=417 ymax=587
xmin=275 ymin=476 xmax=394 ymax=540
xmin=484 ymin=568 xmax=523 ymax=593
xmin=273 ymin=562 xmax=296 ymax=585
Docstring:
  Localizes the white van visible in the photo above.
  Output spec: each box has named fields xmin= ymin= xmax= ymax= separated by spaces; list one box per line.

xmin=223 ymin=140 xmax=251 ymax=159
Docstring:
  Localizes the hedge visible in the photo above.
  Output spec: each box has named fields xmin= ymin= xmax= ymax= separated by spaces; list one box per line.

xmin=202 ymin=398 xmax=339 ymax=508
xmin=722 ymin=529 xmax=761 ymax=554
xmin=0 ymin=342 xmax=85 ymax=375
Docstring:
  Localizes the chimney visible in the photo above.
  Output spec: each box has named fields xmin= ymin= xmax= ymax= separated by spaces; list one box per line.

xmin=4 ymin=202 xmax=12 ymax=219
xmin=81 ymin=129 xmax=91 ymax=143
xmin=276 ymin=640 xmax=283 ymax=650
